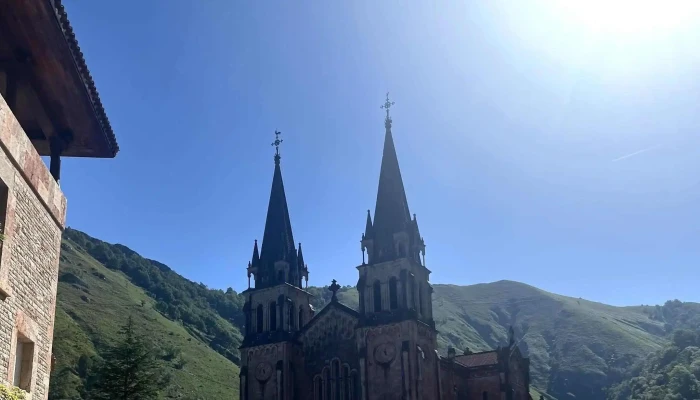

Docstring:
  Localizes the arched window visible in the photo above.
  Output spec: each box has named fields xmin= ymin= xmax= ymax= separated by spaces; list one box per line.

xmin=353 ymin=371 xmax=360 ymax=400
xmin=289 ymin=301 xmax=295 ymax=330
xmin=343 ymin=365 xmax=350 ymax=400
xmin=324 ymin=368 xmax=331 ymax=400
xmin=409 ymin=275 xmax=416 ymax=310
xmin=482 ymin=391 xmax=488 ymax=400
xmin=333 ymin=360 xmax=341 ymax=400
xmin=256 ymin=304 xmax=263 ymax=333
xmin=373 ymin=280 xmax=382 ymax=312
xmin=398 ymin=242 xmax=405 ymax=257
xmin=389 ymin=277 xmax=398 ymax=310
xmin=299 ymin=307 xmax=304 ymax=328
xmin=418 ymin=284 xmax=424 ymax=316
xmin=290 ymin=364 xmax=295 ymax=400
xmin=314 ymin=376 xmax=322 ymax=400
xmin=269 ymin=302 xmax=277 ymax=331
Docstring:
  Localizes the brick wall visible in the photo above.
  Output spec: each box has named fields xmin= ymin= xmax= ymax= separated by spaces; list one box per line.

xmin=0 ymin=94 xmax=66 ymax=400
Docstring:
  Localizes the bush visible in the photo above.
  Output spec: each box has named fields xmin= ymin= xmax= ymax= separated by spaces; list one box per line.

xmin=0 ymin=384 xmax=26 ymax=400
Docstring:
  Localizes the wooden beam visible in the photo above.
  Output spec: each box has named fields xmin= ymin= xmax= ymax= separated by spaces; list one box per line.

xmin=5 ymin=70 xmax=16 ymax=109
xmin=24 ymin=129 xmax=46 ymax=140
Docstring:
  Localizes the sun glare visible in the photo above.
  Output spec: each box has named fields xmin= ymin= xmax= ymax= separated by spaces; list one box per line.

xmin=553 ymin=0 xmax=700 ymax=37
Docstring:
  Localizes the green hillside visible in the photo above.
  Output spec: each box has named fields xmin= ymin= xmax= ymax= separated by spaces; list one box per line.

xmin=433 ymin=282 xmax=670 ymax=398
xmin=311 ymin=282 xmax=679 ymax=399
xmin=50 ymin=228 xmax=699 ymax=400
xmin=50 ymin=232 xmax=240 ymax=399
xmin=607 ymin=328 xmax=700 ymax=399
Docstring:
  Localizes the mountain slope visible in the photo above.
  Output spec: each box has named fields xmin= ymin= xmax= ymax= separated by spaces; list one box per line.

xmin=51 ymin=228 xmax=698 ymax=400
xmin=432 ymin=281 xmax=668 ymax=398
xmin=50 ymin=234 xmax=240 ymax=399
xmin=312 ymin=281 xmax=670 ymax=399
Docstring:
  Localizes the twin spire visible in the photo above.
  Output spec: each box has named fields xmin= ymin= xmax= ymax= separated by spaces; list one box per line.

xmin=364 ymin=93 xmax=425 ymax=265
xmin=247 ymin=130 xmax=307 ymax=289
xmin=248 ymin=93 xmax=425 ymax=290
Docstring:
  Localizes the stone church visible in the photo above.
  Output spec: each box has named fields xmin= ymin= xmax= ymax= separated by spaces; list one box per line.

xmin=239 ymin=96 xmax=532 ymax=400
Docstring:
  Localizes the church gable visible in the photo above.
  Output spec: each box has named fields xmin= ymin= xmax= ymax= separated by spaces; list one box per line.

xmin=299 ymin=301 xmax=358 ymax=349
xmin=298 ymin=301 xmax=360 ymax=377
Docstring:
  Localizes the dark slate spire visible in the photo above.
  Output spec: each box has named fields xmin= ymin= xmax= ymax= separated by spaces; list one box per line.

xmin=413 ymin=214 xmax=421 ymax=239
xmin=364 ymin=209 xmax=374 ymax=239
xmin=296 ymin=242 xmax=305 ymax=286
xmin=297 ymin=243 xmax=305 ymax=269
xmin=256 ymin=131 xmax=299 ymax=288
xmin=251 ymin=240 xmax=260 ymax=267
xmin=370 ymin=93 xmax=414 ymax=263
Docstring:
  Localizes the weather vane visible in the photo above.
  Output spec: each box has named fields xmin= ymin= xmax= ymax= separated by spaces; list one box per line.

xmin=271 ymin=130 xmax=283 ymax=155
xmin=380 ymin=92 xmax=395 ymax=120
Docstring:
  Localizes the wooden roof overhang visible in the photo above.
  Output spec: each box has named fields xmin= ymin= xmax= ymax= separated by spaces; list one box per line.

xmin=0 ymin=0 xmax=119 ymax=158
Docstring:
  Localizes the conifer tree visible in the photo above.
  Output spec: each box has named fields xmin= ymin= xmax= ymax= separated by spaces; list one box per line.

xmin=90 ymin=316 xmax=168 ymax=400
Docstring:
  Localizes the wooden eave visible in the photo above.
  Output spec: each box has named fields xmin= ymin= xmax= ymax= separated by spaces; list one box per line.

xmin=0 ymin=0 xmax=119 ymax=158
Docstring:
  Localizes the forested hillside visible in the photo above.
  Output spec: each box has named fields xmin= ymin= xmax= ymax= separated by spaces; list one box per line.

xmin=50 ymin=228 xmax=700 ymax=399
xmin=50 ymin=229 xmax=242 ymax=399
xmin=607 ymin=328 xmax=700 ymax=399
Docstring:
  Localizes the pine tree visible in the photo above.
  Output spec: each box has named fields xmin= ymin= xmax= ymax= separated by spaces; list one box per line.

xmin=90 ymin=316 xmax=169 ymax=400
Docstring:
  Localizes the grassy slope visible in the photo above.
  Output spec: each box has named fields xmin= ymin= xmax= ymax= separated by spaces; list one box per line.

xmin=52 ymin=237 xmax=239 ymax=399
xmin=322 ymin=281 xmax=667 ymax=399
xmin=433 ymin=281 xmax=668 ymax=398
xmin=53 ymin=229 xmax=684 ymax=400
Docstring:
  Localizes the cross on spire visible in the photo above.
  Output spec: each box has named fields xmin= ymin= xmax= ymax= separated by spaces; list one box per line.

xmin=271 ymin=130 xmax=283 ymax=164
xmin=380 ymin=92 xmax=395 ymax=121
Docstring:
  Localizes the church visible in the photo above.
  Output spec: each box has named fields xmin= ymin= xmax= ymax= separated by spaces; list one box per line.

xmin=239 ymin=96 xmax=532 ymax=400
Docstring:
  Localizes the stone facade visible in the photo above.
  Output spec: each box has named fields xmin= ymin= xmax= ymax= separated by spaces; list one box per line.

xmin=238 ymin=103 xmax=532 ymax=400
xmin=0 ymin=2 xmax=118 ymax=397
xmin=0 ymin=94 xmax=66 ymax=399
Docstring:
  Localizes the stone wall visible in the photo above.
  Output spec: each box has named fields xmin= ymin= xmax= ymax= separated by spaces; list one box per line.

xmin=465 ymin=373 xmax=502 ymax=400
xmin=241 ymin=343 xmax=284 ymax=400
xmin=0 ymin=94 xmax=66 ymax=400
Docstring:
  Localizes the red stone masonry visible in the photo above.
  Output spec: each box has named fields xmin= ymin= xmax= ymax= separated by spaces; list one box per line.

xmin=0 ymin=93 xmax=66 ymax=400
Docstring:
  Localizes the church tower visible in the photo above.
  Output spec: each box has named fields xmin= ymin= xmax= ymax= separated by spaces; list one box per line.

xmin=239 ymin=131 xmax=313 ymax=400
xmin=356 ymin=95 xmax=439 ymax=400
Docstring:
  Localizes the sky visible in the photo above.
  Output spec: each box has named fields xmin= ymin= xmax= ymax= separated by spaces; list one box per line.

xmin=58 ymin=0 xmax=700 ymax=307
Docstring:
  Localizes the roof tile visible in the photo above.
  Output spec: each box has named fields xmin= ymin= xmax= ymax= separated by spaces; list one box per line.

xmin=455 ymin=351 xmax=499 ymax=368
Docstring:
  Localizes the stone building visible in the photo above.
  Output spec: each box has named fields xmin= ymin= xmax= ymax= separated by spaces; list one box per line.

xmin=239 ymin=96 xmax=531 ymax=400
xmin=0 ymin=1 xmax=119 ymax=399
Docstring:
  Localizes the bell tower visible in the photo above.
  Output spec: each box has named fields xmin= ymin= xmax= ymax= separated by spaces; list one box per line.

xmin=239 ymin=131 xmax=313 ymax=400
xmin=356 ymin=94 xmax=439 ymax=400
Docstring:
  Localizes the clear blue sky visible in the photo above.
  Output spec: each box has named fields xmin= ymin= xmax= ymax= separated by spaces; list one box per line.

xmin=59 ymin=0 xmax=700 ymax=306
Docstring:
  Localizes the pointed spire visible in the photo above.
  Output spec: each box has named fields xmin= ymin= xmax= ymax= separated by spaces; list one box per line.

xmin=371 ymin=94 xmax=412 ymax=263
xmin=251 ymin=239 xmax=260 ymax=267
xmin=364 ymin=210 xmax=374 ymax=239
xmin=297 ymin=243 xmax=304 ymax=271
xmin=258 ymin=130 xmax=297 ymax=288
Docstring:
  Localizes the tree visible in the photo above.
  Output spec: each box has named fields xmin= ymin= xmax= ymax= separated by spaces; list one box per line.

xmin=673 ymin=329 xmax=699 ymax=350
xmin=668 ymin=365 xmax=699 ymax=399
xmin=0 ymin=383 xmax=26 ymax=400
xmin=77 ymin=355 xmax=92 ymax=379
xmin=89 ymin=242 xmax=114 ymax=264
xmin=90 ymin=316 xmax=169 ymax=400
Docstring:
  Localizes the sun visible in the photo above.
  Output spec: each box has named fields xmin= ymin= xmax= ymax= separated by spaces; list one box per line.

xmin=552 ymin=0 xmax=700 ymax=37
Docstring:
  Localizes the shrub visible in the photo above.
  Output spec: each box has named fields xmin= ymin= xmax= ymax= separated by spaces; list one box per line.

xmin=0 ymin=384 xmax=26 ymax=400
